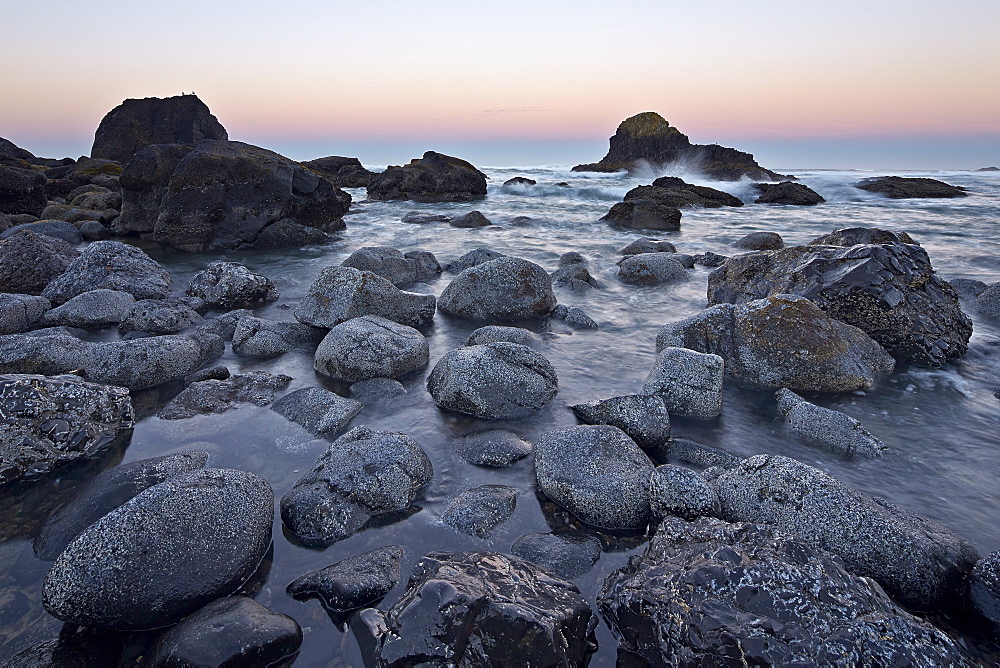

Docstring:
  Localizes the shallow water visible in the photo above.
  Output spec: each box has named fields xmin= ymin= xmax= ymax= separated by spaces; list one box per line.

xmin=2 ymin=166 xmax=1000 ymax=665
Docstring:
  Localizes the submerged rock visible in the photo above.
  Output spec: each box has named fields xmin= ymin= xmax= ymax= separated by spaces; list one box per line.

xmin=232 ymin=316 xmax=320 ymax=357
xmin=754 ymin=180 xmax=825 ymax=205
xmin=642 ymin=346 xmax=725 ymax=419
xmin=441 ymin=485 xmax=518 ymax=538
xmin=445 ymin=247 xmax=507 ymax=272
xmin=0 ymin=231 xmax=79 ymax=295
xmin=454 ymin=429 xmax=532 ymax=467
xmin=449 ymin=210 xmax=492 ymax=228
xmin=619 ymin=238 xmax=676 ymax=255
xmin=349 ymin=377 xmax=407 ymax=402
xmin=570 ymin=394 xmax=670 ymax=449
xmin=287 ymin=545 xmax=404 ymax=612
xmin=857 ymin=176 xmax=968 ymax=198
xmin=367 ymin=151 xmax=487 ymax=202
xmin=41 ymin=241 xmax=171 ymax=305
xmin=551 ymin=252 xmax=600 ymax=290
xmin=294 ymin=266 xmax=436 ymax=329
xmin=550 ymin=304 xmax=599 ymax=329
xmin=968 ymin=550 xmax=1000 ymax=635
xmin=438 ymin=256 xmax=556 ymax=321
xmin=157 ymin=371 xmax=291 ymax=419
xmin=185 ymin=261 xmax=278 ymax=309
xmin=775 ymin=388 xmax=887 ymax=458
xmin=510 ymin=531 xmax=602 ymax=579
xmin=270 ymin=386 xmax=362 ymax=439
xmin=466 ymin=324 xmax=540 ymax=348
xmin=314 ymin=315 xmax=428 ymax=382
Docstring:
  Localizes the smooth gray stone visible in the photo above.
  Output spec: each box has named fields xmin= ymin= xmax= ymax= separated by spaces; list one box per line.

xmin=294 ymin=265 xmax=435 ymax=329
xmin=440 ymin=485 xmax=518 ymax=538
xmin=314 ymin=315 xmax=428 ymax=381
xmin=41 ymin=289 xmax=136 ymax=328
xmin=455 ymin=429 xmax=532 ymax=467
xmin=438 ymin=257 xmax=556 ymax=321
xmin=270 ymin=386 xmax=363 ymax=439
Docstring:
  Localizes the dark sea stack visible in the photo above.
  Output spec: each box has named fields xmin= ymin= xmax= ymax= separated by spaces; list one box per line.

xmin=856 ymin=175 xmax=968 ymax=198
xmin=367 ymin=150 xmax=487 ymax=202
xmin=358 ymin=551 xmax=596 ymax=666
xmin=90 ymin=94 xmax=229 ymax=163
xmin=116 ymin=143 xmax=195 ymax=234
xmin=301 ymin=155 xmax=375 ymax=188
xmin=503 ymin=176 xmax=536 ymax=186
xmin=754 ymin=180 xmax=825 ymax=204
xmin=0 ymin=230 xmax=79 ymax=295
xmin=286 ymin=545 xmax=404 ymax=612
xmin=572 ymin=111 xmax=789 ymax=181
xmin=599 ymin=516 xmax=975 ymax=666
xmin=0 ymin=164 xmax=47 ymax=216
xmin=707 ymin=242 xmax=973 ymax=366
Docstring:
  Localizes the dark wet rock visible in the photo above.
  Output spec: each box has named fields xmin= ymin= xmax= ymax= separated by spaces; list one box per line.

xmin=570 ymin=394 xmax=670 ymax=449
xmin=0 ymin=164 xmax=47 ymax=216
xmin=694 ymin=250 xmax=729 ymax=267
xmin=642 ymin=346 xmax=725 ymax=419
xmin=711 ymin=454 xmax=980 ymax=611
xmin=801 ymin=229 xmax=915 ymax=249
xmin=232 ymin=316 xmax=321 ymax=357
xmin=455 ymin=429 xmax=532 ymax=467
xmin=510 ymin=531 xmax=602 ymax=579
xmin=41 ymin=241 xmax=171 ymax=305
xmin=535 ymin=425 xmax=653 ymax=529
xmin=649 ymin=464 xmax=720 ymax=520
xmin=948 ymin=278 xmax=988 ymax=300
xmin=349 ymin=377 xmax=407 ymax=402
xmin=658 ymin=295 xmax=895 ymax=392
xmin=439 ymin=256 xmax=556 ymax=321
xmin=0 ymin=373 xmax=134 ymax=488
xmin=294 ymin=266 xmax=436 ymax=329
xmin=667 ymin=437 xmax=743 ymax=470
xmin=400 ymin=211 xmax=450 ymax=224
xmin=427 ymin=342 xmax=558 ymax=420
xmin=509 ymin=215 xmax=535 ymax=225
xmin=115 ymin=143 xmax=196 ymax=234
xmin=0 ymin=230 xmax=79 ymax=295
xmin=185 ymin=261 xmax=278 ymax=310
xmin=449 ymin=210 xmax=492 ymax=228
xmin=973 ymin=282 xmax=1000 ymax=319
xmin=91 ymin=94 xmax=228 ymax=163
xmin=754 ymin=180 xmax=825 ymax=205
xmin=198 ymin=309 xmax=253 ymax=341
xmin=626 ymin=177 xmax=744 ymax=208
xmin=551 ymin=253 xmax=600 ymax=289
xmin=78 ymin=220 xmax=112 ymax=240
xmin=34 ymin=451 xmax=209 ymax=560
xmin=601 ymin=199 xmax=681 ymax=231
xmin=119 ymin=297 xmax=204 ymax=334
xmin=572 ymin=112 xmax=788 ymax=180
xmin=550 ymin=304 xmax=599 ymax=329
xmin=707 ymin=242 xmax=972 ymax=366
xmin=42 ymin=468 xmax=273 ymax=630
xmin=367 ymin=150 xmax=487 ymax=202
xmin=270 ymin=386 xmax=362 ymax=439
xmin=342 ymin=245 xmax=441 ymax=286
xmin=968 ymin=550 xmax=1000 ymax=634
xmin=6 ymin=629 xmax=123 ymax=667
xmin=4 ymin=213 xmax=41 ymax=225
xmin=732 ymin=230 xmax=784 ymax=250
xmin=618 ymin=252 xmax=687 ymax=286
xmin=775 ymin=388 xmax=886 ymax=458
xmin=361 ymin=551 xmax=596 ymax=666
xmin=147 ymin=596 xmax=302 ymax=668
xmin=503 ymin=176 xmax=536 ymax=186
xmin=157 ymin=371 xmax=291 ymax=419
xmin=184 ymin=364 xmax=230 ymax=385
xmin=287 ymin=545 xmax=404 ymax=612
xmin=0 ymin=219 xmax=83 ymax=245
xmin=301 ymin=155 xmax=376 ymax=188
xmin=314 ymin=315 xmax=429 ymax=382
xmin=619 ymin=238 xmax=677 ymax=255
xmin=41 ymin=289 xmax=136 ymax=328
xmin=444 ymin=247 xmax=507 ymax=272
xmin=280 ymin=426 xmax=432 ymax=547
xmin=466 ymin=324 xmax=540 ymax=347
xmin=0 ymin=293 xmax=50 ymax=334
xmin=857 ymin=175 xmax=968 ymax=198
xmin=599 ymin=516 xmax=975 ymax=667
xmin=441 ymin=485 xmax=518 ymax=538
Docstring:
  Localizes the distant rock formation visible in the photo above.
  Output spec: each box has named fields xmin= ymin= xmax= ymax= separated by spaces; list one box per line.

xmin=91 ymin=94 xmax=229 ymax=163
xmin=855 ymin=176 xmax=968 ymax=199
xmin=301 ymin=156 xmax=375 ymax=188
xmin=572 ymin=112 xmax=790 ymax=181
xmin=367 ymin=151 xmax=487 ymax=202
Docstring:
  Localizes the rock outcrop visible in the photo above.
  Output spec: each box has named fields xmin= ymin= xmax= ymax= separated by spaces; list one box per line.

xmin=301 ymin=156 xmax=375 ymax=188
xmin=367 ymin=151 xmax=487 ymax=202
xmin=856 ymin=176 xmax=968 ymax=199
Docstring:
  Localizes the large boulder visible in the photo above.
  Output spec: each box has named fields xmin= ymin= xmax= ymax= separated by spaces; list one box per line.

xmin=355 ymin=551 xmax=595 ymax=666
xmin=301 ymin=155 xmax=375 ymax=188
xmin=707 ymin=242 xmax=972 ymax=366
xmin=286 ymin=545 xmax=404 ymax=612
xmin=438 ymin=257 xmax=557 ymax=321
xmin=0 ymin=164 xmax=47 ymax=216
xmin=642 ymin=347 xmax=725 ymax=419
xmin=601 ymin=199 xmax=681 ymax=231
xmin=367 ymin=150 xmax=487 ymax=202
xmin=856 ymin=176 xmax=968 ymax=198
xmin=119 ymin=140 xmax=351 ymax=251
xmin=617 ymin=252 xmax=688 ymax=286
xmin=754 ymin=180 xmax=825 ymax=204
xmin=0 ymin=231 xmax=79 ymax=295
xmin=294 ymin=266 xmax=436 ymax=329
xmin=0 ymin=219 xmax=84 ymax=245
xmin=599 ymin=516 xmax=974 ymax=666
xmin=0 ymin=374 xmax=134 ymax=488
xmin=42 ymin=468 xmax=273 ymax=630
xmin=426 ymin=343 xmax=558 ymax=420
xmin=185 ymin=261 xmax=278 ymax=309
xmin=91 ymin=94 xmax=229 ymax=163
xmin=571 ymin=112 xmax=788 ymax=180
xmin=41 ymin=241 xmax=171 ymax=305
xmin=340 ymin=246 xmax=440 ymax=286
xmin=711 ymin=454 xmax=980 ymax=611
xmin=314 ymin=315 xmax=429 ymax=382
xmin=40 ymin=289 xmax=136 ymax=328
xmin=534 ymin=425 xmax=654 ymax=530
xmin=232 ymin=316 xmax=320 ymax=357
xmin=657 ymin=295 xmax=895 ymax=392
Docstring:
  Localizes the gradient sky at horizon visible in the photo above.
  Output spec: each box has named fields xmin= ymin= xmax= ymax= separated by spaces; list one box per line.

xmin=3 ymin=0 xmax=998 ymax=168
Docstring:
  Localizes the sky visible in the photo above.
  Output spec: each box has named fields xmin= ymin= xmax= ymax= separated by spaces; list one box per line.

xmin=2 ymin=0 xmax=999 ymax=169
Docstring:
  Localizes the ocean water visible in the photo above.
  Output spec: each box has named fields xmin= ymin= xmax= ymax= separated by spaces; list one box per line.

xmin=2 ymin=165 xmax=1000 ymax=665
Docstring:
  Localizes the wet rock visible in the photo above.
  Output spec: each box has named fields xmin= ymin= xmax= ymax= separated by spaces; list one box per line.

xmin=754 ymin=180 xmax=825 ymax=205
xmin=441 ymin=485 xmax=518 ymax=538
xmin=775 ymin=388 xmax=887 ymax=458
xmin=119 ymin=298 xmax=204 ymax=334
xmin=157 ymin=371 xmax=291 ymax=419
xmin=362 ymin=551 xmax=596 ymax=666
xmin=642 ymin=346 xmax=725 ymax=419
xmin=294 ymin=266 xmax=436 ymax=329
xmin=455 ymin=429 xmax=532 ymax=467
xmin=857 ymin=175 xmax=968 ymax=198
xmin=400 ymin=211 xmax=450 ymax=224
xmin=657 ymin=295 xmax=895 ymax=392
xmin=185 ymin=261 xmax=278 ymax=309
xmin=0 ymin=219 xmax=83 ymax=245
xmin=449 ymin=210 xmax=492 ymax=228
xmin=667 ymin=437 xmax=743 ymax=470
xmin=466 ymin=324 xmax=540 ymax=347
xmin=0 ymin=373 xmax=134 ymax=488
xmin=510 ymin=531 xmax=602 ymax=579
xmin=287 ymin=545 xmax=404 ymax=612
xmin=439 ymin=256 xmax=557 ymax=321
xmin=551 ymin=254 xmax=600 ymax=289
xmin=34 ymin=451 xmax=209 ymax=560
xmin=232 ymin=316 xmax=321 ymax=357
xmin=968 ymin=550 xmax=1000 ymax=635
xmin=708 ymin=242 xmax=971 ymax=366
xmin=0 ymin=230 xmax=79 ymax=295
xmin=91 ymin=94 xmax=228 ymax=163
xmin=625 ymin=177 xmax=744 ymax=208
xmin=732 ymin=231 xmax=784 ymax=250
xmin=445 ymin=247 xmax=507 ymax=272
xmin=184 ymin=364 xmax=230 ymax=385
xmin=601 ymin=199 xmax=681 ymax=231
xmin=62 ymin=158 xmax=124 ymax=187
xmin=147 ymin=596 xmax=302 ymax=668
xmin=78 ymin=220 xmax=112 ymax=240
xmin=41 ymin=241 xmax=171 ymax=305
xmin=42 ymin=468 xmax=274 ymax=630
xmin=550 ymin=304 xmax=599 ymax=329
xmin=314 ymin=315 xmax=429 ymax=382
xmin=599 ymin=516 xmax=975 ymax=667
xmin=948 ymin=278 xmax=988 ymax=300
xmin=973 ymin=282 xmax=1000 ymax=318
xmin=40 ymin=203 xmax=111 ymax=225
xmin=711 ymin=454 xmax=980 ymax=611
xmin=427 ymin=342 xmax=558 ymax=420
xmin=40 ymin=289 xmax=136 ymax=328
xmin=280 ymin=426 xmax=432 ymax=547
xmin=198 ymin=309 xmax=252 ymax=340
xmin=0 ymin=164 xmax=47 ymax=216
xmin=618 ymin=252 xmax=687 ymax=285
xmin=808 ymin=226 xmax=916 ymax=246
xmin=341 ymin=246 xmax=440 ymax=286
xmin=349 ymin=377 xmax=406 ymax=402
xmin=649 ymin=464 xmax=720 ymax=520
xmin=270 ymin=386 xmax=363 ymax=439
xmin=570 ymin=394 xmax=670 ymax=449
xmin=71 ymin=189 xmax=122 ymax=211
xmin=115 ymin=143 xmax=196 ymax=234
xmin=535 ymin=425 xmax=654 ymax=529
xmin=367 ymin=150 xmax=487 ymax=202
xmin=0 ymin=293 xmax=50 ymax=334
xmin=301 ymin=155 xmax=376 ymax=188
xmin=503 ymin=176 xmax=536 ymax=186
xmin=619 ymin=238 xmax=677 ymax=255
xmin=693 ymin=250 xmax=729 ymax=267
